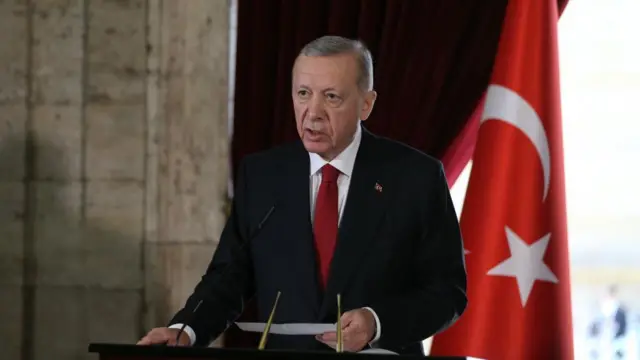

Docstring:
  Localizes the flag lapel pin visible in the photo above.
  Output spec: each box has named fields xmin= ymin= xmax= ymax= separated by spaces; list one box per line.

xmin=374 ymin=182 xmax=383 ymax=193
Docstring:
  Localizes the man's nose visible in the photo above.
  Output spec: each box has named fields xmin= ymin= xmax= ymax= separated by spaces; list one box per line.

xmin=308 ymin=95 xmax=324 ymax=118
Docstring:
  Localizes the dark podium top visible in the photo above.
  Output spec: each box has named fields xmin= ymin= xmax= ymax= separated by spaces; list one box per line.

xmin=88 ymin=343 xmax=471 ymax=360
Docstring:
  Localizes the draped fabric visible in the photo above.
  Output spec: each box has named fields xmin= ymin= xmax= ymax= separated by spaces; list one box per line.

xmin=442 ymin=0 xmax=572 ymax=187
xmin=231 ymin=0 xmax=508 ymax=186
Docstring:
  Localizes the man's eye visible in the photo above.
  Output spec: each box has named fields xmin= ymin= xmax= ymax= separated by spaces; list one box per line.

xmin=327 ymin=93 xmax=340 ymax=100
xmin=298 ymin=90 xmax=309 ymax=97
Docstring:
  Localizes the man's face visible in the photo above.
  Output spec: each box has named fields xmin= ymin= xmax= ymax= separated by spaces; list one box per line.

xmin=292 ymin=53 xmax=376 ymax=160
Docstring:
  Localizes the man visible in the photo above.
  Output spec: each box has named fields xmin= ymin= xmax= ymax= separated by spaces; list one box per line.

xmin=600 ymin=285 xmax=628 ymax=359
xmin=138 ymin=35 xmax=467 ymax=355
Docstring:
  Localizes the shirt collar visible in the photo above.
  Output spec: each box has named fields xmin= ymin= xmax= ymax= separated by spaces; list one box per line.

xmin=309 ymin=122 xmax=362 ymax=178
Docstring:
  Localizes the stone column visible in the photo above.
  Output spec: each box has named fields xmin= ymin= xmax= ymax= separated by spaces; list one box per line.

xmin=0 ymin=0 xmax=230 ymax=358
xmin=0 ymin=1 xmax=28 ymax=359
xmin=143 ymin=0 xmax=230 ymax=345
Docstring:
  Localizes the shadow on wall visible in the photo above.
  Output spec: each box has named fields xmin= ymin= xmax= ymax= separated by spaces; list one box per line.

xmin=0 ymin=133 xmax=27 ymax=359
xmin=0 ymin=133 xmax=170 ymax=359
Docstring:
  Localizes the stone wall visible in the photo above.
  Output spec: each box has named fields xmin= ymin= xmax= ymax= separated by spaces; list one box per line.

xmin=0 ymin=0 xmax=230 ymax=358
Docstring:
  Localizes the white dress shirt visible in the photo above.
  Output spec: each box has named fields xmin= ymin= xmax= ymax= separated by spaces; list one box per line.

xmin=307 ymin=124 xmax=382 ymax=346
xmin=308 ymin=123 xmax=361 ymax=224
xmin=171 ymin=124 xmax=381 ymax=346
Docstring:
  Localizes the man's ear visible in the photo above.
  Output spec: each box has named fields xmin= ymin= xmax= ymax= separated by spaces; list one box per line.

xmin=360 ymin=90 xmax=377 ymax=121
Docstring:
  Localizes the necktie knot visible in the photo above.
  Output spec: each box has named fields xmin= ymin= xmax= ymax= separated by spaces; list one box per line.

xmin=321 ymin=164 xmax=340 ymax=183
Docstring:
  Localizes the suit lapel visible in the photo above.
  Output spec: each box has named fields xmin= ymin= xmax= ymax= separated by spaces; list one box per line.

xmin=319 ymin=129 xmax=389 ymax=317
xmin=277 ymin=142 xmax=322 ymax=315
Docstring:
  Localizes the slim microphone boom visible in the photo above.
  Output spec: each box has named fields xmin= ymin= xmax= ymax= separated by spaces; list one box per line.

xmin=170 ymin=204 xmax=277 ymax=346
xmin=256 ymin=206 xmax=275 ymax=232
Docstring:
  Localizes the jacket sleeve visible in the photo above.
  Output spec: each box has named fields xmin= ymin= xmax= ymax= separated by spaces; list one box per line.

xmin=167 ymin=158 xmax=256 ymax=346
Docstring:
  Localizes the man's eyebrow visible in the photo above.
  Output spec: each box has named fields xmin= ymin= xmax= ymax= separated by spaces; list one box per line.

xmin=295 ymin=85 xmax=340 ymax=93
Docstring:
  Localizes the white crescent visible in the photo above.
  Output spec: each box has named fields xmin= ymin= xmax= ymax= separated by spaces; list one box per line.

xmin=480 ymin=84 xmax=551 ymax=202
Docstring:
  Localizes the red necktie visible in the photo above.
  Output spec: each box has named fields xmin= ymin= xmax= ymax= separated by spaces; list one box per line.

xmin=313 ymin=164 xmax=340 ymax=289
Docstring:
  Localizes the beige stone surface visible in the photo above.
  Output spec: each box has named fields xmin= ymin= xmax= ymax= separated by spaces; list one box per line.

xmin=87 ymin=0 xmax=146 ymax=73
xmin=31 ymin=0 xmax=84 ymax=106
xmin=34 ymin=181 xmax=84 ymax=286
xmin=0 ymin=285 xmax=23 ymax=360
xmin=0 ymin=182 xmax=24 ymax=286
xmin=86 ymin=0 xmax=146 ymax=105
xmin=152 ymin=0 xmax=230 ymax=246
xmin=0 ymin=0 xmax=27 ymax=340
xmin=0 ymin=106 xmax=26 ymax=287
xmin=33 ymin=105 xmax=83 ymax=180
xmin=87 ymin=288 xmax=143 ymax=343
xmin=0 ymin=105 xmax=26 ymax=180
xmin=0 ymin=0 xmax=232 ymax=357
xmin=0 ymin=0 xmax=28 ymax=104
xmin=85 ymin=104 xmax=145 ymax=180
xmin=143 ymin=241 xmax=223 ymax=332
xmin=85 ymin=180 xmax=144 ymax=289
xmin=88 ymin=71 xmax=146 ymax=105
xmin=33 ymin=286 xmax=88 ymax=360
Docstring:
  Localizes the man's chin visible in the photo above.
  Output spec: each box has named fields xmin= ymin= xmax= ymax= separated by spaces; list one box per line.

xmin=302 ymin=140 xmax=331 ymax=157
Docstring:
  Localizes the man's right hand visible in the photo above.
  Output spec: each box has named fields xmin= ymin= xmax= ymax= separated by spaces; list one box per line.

xmin=137 ymin=328 xmax=191 ymax=346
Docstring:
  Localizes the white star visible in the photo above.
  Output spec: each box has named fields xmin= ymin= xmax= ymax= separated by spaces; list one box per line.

xmin=487 ymin=226 xmax=558 ymax=307
xmin=464 ymin=249 xmax=471 ymax=255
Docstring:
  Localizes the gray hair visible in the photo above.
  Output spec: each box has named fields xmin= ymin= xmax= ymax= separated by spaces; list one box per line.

xmin=299 ymin=35 xmax=374 ymax=92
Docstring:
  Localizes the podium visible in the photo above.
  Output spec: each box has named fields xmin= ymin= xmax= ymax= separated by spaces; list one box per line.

xmin=88 ymin=343 xmax=470 ymax=360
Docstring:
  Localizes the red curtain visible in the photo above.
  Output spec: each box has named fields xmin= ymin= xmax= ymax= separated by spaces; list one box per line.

xmin=231 ymin=0 xmax=508 ymax=186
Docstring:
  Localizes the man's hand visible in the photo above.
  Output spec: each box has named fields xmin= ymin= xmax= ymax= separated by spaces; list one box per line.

xmin=137 ymin=327 xmax=191 ymax=346
xmin=316 ymin=308 xmax=376 ymax=352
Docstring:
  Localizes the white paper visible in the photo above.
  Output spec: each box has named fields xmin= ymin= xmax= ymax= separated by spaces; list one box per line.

xmin=359 ymin=348 xmax=399 ymax=355
xmin=235 ymin=322 xmax=399 ymax=355
xmin=235 ymin=322 xmax=336 ymax=335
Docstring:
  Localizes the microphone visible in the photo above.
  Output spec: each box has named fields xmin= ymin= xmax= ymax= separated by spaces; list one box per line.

xmin=168 ymin=204 xmax=277 ymax=346
xmin=256 ymin=206 xmax=275 ymax=233
xmin=257 ymin=290 xmax=282 ymax=350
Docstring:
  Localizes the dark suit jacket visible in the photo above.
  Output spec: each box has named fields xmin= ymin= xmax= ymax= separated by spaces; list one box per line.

xmin=169 ymin=125 xmax=467 ymax=355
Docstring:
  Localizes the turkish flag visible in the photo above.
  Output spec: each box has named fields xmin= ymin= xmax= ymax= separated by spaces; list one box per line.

xmin=429 ymin=0 xmax=574 ymax=359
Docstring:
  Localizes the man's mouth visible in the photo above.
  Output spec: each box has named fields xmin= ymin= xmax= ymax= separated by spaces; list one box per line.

xmin=305 ymin=129 xmax=325 ymax=140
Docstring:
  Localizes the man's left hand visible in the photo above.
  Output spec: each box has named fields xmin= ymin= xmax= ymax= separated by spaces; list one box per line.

xmin=316 ymin=308 xmax=376 ymax=352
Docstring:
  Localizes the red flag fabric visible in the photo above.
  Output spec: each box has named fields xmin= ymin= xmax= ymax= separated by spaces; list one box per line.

xmin=429 ymin=0 xmax=574 ymax=359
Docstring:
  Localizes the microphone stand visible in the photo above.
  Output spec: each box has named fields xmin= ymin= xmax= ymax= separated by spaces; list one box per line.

xmin=257 ymin=290 xmax=281 ymax=350
xmin=158 ymin=205 xmax=277 ymax=347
